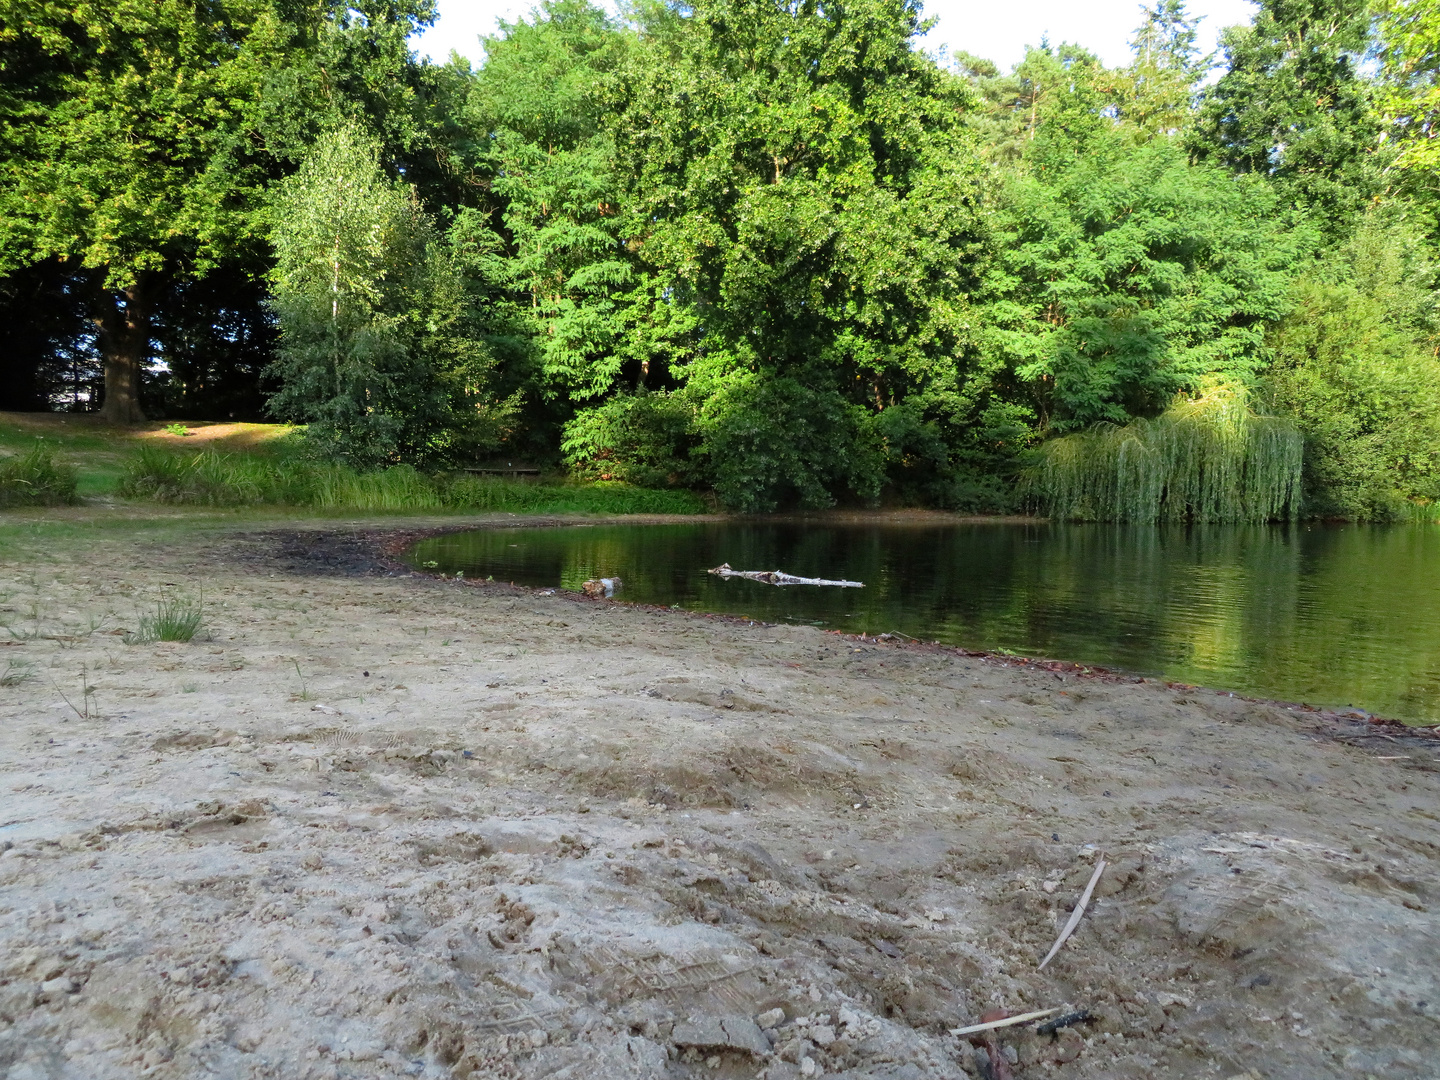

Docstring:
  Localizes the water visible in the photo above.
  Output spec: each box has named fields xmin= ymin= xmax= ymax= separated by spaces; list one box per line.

xmin=408 ymin=521 xmax=1440 ymax=725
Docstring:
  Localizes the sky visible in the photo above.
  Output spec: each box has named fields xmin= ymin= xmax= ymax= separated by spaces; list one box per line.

xmin=412 ymin=0 xmax=1260 ymax=72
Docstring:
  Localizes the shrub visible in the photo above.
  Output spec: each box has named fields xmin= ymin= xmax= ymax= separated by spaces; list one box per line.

xmin=309 ymin=464 xmax=446 ymax=512
xmin=0 ymin=446 xmax=79 ymax=507
xmin=561 ymin=391 xmax=697 ymax=488
xmin=117 ymin=445 xmax=274 ymax=505
xmin=695 ymin=375 xmax=884 ymax=512
xmin=443 ymin=476 xmax=706 ymax=515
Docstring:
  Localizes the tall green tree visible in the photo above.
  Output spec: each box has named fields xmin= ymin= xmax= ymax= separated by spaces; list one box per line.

xmin=267 ymin=126 xmax=508 ymax=466
xmin=961 ymin=32 xmax=1298 ymax=437
xmin=957 ymin=44 xmax=1112 ymax=164
xmin=460 ymin=0 xmax=637 ymax=402
xmin=980 ymin=133 xmax=1297 ymax=433
xmin=0 ymin=0 xmax=439 ymax=422
xmin=600 ymin=0 xmax=991 ymax=510
xmin=1117 ymin=0 xmax=1206 ymax=137
xmin=1264 ymin=212 xmax=1440 ymax=517
xmin=1189 ymin=0 xmax=1384 ymax=235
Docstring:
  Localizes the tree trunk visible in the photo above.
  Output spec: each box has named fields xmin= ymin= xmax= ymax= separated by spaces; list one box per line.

xmin=93 ymin=272 xmax=151 ymax=424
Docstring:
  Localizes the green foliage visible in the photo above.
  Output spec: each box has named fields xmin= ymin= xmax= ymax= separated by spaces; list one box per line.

xmin=562 ymin=391 xmax=697 ymax=487
xmin=694 ymin=376 xmax=886 ymax=513
xmin=127 ymin=596 xmax=203 ymax=644
xmin=266 ymin=126 xmax=511 ymax=467
xmin=604 ymin=0 xmax=989 ymax=509
xmin=1377 ymin=0 xmax=1440 ymax=173
xmin=0 ymin=0 xmax=447 ymax=284
xmin=0 ymin=446 xmax=78 ymax=507
xmin=958 ymin=43 xmax=1114 ymax=162
xmin=441 ymin=476 xmax=706 ymax=515
xmin=117 ymin=444 xmax=705 ymax=514
xmin=1026 ymin=383 xmax=1303 ymax=522
xmin=980 ymin=131 xmax=1297 ymax=432
xmin=460 ymin=0 xmax=635 ymax=402
xmin=1264 ymin=214 xmax=1440 ymax=519
xmin=1118 ymin=1 xmax=1207 ymax=137
xmin=6 ymin=0 xmax=1440 ymax=521
xmin=1189 ymin=0 xmax=1386 ymax=237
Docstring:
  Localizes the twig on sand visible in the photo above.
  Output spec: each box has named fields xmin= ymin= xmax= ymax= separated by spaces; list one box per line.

xmin=949 ymin=1007 xmax=1063 ymax=1037
xmin=1038 ymin=859 xmax=1107 ymax=970
xmin=707 ymin=563 xmax=864 ymax=588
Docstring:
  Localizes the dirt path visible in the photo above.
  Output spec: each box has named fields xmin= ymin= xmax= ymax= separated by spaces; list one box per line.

xmin=0 ymin=520 xmax=1436 ymax=1080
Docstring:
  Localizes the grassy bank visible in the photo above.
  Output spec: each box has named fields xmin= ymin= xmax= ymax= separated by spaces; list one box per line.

xmin=116 ymin=444 xmax=707 ymax=515
xmin=0 ymin=412 xmax=297 ymax=497
xmin=0 ymin=413 xmax=709 ymax=516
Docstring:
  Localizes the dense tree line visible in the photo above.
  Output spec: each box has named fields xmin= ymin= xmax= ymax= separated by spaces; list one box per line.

xmin=2 ymin=0 xmax=1439 ymax=515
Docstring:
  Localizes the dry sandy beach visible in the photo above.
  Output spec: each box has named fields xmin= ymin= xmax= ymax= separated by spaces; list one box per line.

xmin=0 ymin=515 xmax=1437 ymax=1080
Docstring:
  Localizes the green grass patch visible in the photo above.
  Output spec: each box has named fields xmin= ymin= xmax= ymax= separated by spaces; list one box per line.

xmin=0 ymin=412 xmax=301 ymax=498
xmin=0 ymin=446 xmax=79 ymax=507
xmin=116 ymin=444 xmax=708 ymax=515
xmin=127 ymin=595 xmax=203 ymax=644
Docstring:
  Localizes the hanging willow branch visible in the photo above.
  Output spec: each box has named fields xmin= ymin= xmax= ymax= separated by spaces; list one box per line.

xmin=1025 ymin=384 xmax=1303 ymax=523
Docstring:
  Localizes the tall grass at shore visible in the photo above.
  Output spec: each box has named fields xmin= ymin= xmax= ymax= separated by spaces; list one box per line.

xmin=117 ymin=444 xmax=707 ymax=515
xmin=0 ymin=447 xmax=79 ymax=507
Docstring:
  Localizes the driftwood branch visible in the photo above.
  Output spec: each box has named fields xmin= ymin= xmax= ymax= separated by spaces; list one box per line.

xmin=1038 ymin=859 xmax=1106 ymax=970
xmin=949 ymin=1007 xmax=1063 ymax=1038
xmin=707 ymin=563 xmax=864 ymax=588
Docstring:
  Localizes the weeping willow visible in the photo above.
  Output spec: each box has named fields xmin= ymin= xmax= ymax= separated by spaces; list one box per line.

xmin=1026 ymin=384 xmax=1303 ymax=523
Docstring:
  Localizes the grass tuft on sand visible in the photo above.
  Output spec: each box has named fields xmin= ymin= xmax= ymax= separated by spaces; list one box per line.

xmin=127 ymin=595 xmax=203 ymax=644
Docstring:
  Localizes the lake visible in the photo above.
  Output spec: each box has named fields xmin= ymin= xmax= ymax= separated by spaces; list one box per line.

xmin=408 ymin=520 xmax=1440 ymax=725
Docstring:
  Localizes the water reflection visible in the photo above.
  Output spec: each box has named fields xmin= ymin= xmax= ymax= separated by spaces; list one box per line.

xmin=409 ymin=521 xmax=1440 ymax=725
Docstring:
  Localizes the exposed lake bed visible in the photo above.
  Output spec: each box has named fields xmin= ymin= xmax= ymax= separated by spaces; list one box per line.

xmin=411 ymin=518 xmax=1440 ymax=727
xmin=1 ymin=515 xmax=1437 ymax=1079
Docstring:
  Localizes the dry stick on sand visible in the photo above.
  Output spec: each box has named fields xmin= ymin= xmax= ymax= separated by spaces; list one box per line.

xmin=1038 ymin=859 xmax=1107 ymax=971
xmin=707 ymin=563 xmax=864 ymax=588
xmin=949 ymin=1007 xmax=1064 ymax=1038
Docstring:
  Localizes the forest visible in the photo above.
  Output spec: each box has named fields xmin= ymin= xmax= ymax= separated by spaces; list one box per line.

xmin=3 ymin=0 xmax=1439 ymax=519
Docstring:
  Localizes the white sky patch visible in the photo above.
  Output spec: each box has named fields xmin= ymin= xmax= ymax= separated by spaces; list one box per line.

xmin=412 ymin=0 xmax=1260 ymax=72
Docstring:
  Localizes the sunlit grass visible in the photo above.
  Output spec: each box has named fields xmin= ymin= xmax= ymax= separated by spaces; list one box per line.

xmin=0 ymin=412 xmax=709 ymax=516
xmin=117 ymin=444 xmax=708 ymax=515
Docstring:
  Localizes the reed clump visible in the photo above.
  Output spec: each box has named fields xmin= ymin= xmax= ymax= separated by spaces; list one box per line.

xmin=117 ymin=444 xmax=707 ymax=515
xmin=0 ymin=446 xmax=79 ymax=507
xmin=1026 ymin=384 xmax=1303 ymax=523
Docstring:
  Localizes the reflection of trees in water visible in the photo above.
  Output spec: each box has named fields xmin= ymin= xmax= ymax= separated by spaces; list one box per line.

xmin=1279 ymin=527 xmax=1440 ymax=717
xmin=411 ymin=522 xmax=1440 ymax=724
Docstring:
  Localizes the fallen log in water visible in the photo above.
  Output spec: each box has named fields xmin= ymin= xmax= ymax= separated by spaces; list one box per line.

xmin=707 ymin=563 xmax=864 ymax=588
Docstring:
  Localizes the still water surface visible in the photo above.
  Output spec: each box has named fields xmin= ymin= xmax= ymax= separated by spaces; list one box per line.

xmin=408 ymin=521 xmax=1440 ymax=725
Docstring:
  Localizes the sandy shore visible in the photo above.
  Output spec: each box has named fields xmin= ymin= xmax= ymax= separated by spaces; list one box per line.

xmin=0 ymin=516 xmax=1437 ymax=1080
